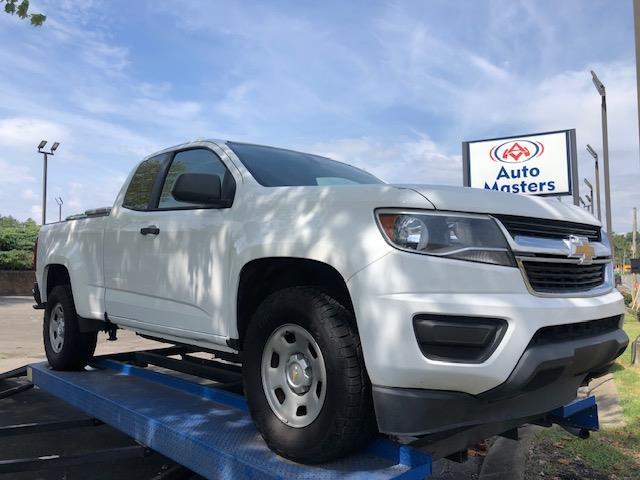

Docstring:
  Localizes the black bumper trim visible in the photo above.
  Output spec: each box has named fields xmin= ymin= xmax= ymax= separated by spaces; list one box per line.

xmin=479 ymin=323 xmax=627 ymax=401
xmin=413 ymin=314 xmax=507 ymax=363
xmin=373 ymin=327 xmax=628 ymax=437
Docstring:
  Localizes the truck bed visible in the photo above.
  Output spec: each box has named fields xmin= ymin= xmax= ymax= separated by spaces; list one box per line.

xmin=37 ymin=208 xmax=111 ymax=320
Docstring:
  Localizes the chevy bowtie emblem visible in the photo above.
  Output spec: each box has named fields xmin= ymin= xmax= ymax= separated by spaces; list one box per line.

xmin=565 ymin=235 xmax=595 ymax=264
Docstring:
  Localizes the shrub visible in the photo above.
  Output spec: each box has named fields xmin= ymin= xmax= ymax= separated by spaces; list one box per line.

xmin=0 ymin=215 xmax=38 ymax=270
xmin=0 ymin=250 xmax=33 ymax=270
xmin=623 ymin=292 xmax=633 ymax=306
xmin=0 ymin=227 xmax=38 ymax=251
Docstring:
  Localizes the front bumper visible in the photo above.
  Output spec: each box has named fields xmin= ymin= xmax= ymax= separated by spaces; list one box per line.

xmin=372 ymin=324 xmax=628 ymax=436
xmin=348 ymin=250 xmax=626 ymax=395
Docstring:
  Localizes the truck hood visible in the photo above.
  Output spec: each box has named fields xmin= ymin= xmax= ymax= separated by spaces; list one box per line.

xmin=399 ymin=184 xmax=600 ymax=226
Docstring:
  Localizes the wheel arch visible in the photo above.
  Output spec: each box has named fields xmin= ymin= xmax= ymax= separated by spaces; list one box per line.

xmin=235 ymin=257 xmax=356 ymax=350
xmin=43 ymin=263 xmax=72 ymax=300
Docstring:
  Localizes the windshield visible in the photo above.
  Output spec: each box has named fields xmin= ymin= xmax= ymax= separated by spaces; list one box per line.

xmin=227 ymin=142 xmax=384 ymax=187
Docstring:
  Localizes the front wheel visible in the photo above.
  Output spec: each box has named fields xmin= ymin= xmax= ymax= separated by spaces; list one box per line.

xmin=43 ymin=284 xmax=97 ymax=370
xmin=243 ymin=287 xmax=374 ymax=464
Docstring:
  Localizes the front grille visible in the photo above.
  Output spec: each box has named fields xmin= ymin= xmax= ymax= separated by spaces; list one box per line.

xmin=522 ymin=260 xmax=606 ymax=293
xmin=496 ymin=215 xmax=601 ymax=241
xmin=530 ymin=316 xmax=621 ymax=346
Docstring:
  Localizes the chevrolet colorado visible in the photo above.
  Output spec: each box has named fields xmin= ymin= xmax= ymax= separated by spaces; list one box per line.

xmin=34 ymin=140 xmax=628 ymax=463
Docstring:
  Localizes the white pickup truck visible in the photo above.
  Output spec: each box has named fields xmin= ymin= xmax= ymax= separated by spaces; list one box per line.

xmin=34 ymin=140 xmax=627 ymax=463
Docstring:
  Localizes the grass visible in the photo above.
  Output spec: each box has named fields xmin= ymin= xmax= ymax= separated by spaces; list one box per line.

xmin=611 ymin=314 xmax=640 ymax=424
xmin=530 ymin=311 xmax=640 ymax=479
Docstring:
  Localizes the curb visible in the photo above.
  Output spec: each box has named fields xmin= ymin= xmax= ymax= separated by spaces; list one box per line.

xmin=478 ymin=426 xmax=538 ymax=480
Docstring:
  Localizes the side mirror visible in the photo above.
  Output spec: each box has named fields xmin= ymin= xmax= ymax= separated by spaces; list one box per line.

xmin=171 ymin=173 xmax=222 ymax=205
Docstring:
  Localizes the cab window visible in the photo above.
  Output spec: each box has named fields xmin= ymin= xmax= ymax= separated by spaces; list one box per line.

xmin=158 ymin=148 xmax=235 ymax=209
xmin=122 ymin=156 xmax=164 ymax=210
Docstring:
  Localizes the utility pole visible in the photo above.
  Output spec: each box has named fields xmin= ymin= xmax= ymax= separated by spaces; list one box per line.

xmin=591 ymin=71 xmax=613 ymax=254
xmin=55 ymin=197 xmax=64 ymax=222
xmin=634 ymin=0 xmax=640 ymax=169
xmin=633 ymin=207 xmax=637 ymax=258
xmin=633 ymin=207 xmax=639 ymax=317
xmin=37 ymin=141 xmax=60 ymax=225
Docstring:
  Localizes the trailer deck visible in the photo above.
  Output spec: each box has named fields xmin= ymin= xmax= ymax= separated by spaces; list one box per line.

xmin=0 ymin=347 xmax=601 ymax=480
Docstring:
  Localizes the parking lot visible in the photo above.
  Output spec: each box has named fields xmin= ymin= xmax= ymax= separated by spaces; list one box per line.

xmin=0 ymin=296 xmax=159 ymax=373
xmin=0 ymin=297 xmax=193 ymax=479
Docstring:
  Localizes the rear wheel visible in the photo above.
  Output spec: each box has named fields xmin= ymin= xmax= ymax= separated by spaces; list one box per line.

xmin=43 ymin=284 xmax=97 ymax=370
xmin=243 ymin=287 xmax=374 ymax=464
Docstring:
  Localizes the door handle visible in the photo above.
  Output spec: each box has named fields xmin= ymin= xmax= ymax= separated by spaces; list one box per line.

xmin=140 ymin=225 xmax=160 ymax=236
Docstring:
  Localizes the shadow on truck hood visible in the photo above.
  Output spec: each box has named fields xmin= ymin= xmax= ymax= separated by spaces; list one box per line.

xmin=397 ymin=184 xmax=600 ymax=226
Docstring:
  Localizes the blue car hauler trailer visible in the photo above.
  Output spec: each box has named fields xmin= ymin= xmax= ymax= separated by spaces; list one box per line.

xmin=0 ymin=347 xmax=600 ymax=479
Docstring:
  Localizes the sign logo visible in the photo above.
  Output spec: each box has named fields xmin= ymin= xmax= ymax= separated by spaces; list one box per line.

xmin=565 ymin=235 xmax=596 ymax=265
xmin=490 ymin=140 xmax=545 ymax=164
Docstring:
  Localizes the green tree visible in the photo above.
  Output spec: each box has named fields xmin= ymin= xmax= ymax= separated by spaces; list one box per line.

xmin=611 ymin=232 xmax=639 ymax=266
xmin=2 ymin=0 xmax=46 ymax=26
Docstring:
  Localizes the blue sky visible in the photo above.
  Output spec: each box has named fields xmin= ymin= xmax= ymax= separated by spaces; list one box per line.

xmin=0 ymin=0 xmax=638 ymax=231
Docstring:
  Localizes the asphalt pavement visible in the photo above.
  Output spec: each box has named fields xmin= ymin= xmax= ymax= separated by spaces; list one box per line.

xmin=0 ymin=296 xmax=159 ymax=372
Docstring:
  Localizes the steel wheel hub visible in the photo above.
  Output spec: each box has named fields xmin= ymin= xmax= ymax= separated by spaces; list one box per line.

xmin=286 ymin=353 xmax=313 ymax=394
xmin=261 ymin=324 xmax=327 ymax=428
xmin=49 ymin=303 xmax=65 ymax=353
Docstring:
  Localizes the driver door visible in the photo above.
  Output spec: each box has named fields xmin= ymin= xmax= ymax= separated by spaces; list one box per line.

xmin=104 ymin=147 xmax=237 ymax=343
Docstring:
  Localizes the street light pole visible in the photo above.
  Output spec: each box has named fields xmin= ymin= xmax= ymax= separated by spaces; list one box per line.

xmin=591 ymin=71 xmax=613 ymax=253
xmin=37 ymin=140 xmax=60 ymax=226
xmin=584 ymin=178 xmax=594 ymax=214
xmin=586 ymin=144 xmax=602 ymax=221
xmin=586 ymin=193 xmax=593 ymax=213
xmin=42 ymin=151 xmax=48 ymax=225
xmin=55 ymin=197 xmax=64 ymax=222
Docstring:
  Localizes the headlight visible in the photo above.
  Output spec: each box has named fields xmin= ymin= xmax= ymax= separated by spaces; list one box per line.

xmin=376 ymin=210 xmax=515 ymax=267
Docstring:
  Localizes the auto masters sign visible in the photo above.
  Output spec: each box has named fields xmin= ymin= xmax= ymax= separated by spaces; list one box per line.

xmin=462 ymin=130 xmax=576 ymax=198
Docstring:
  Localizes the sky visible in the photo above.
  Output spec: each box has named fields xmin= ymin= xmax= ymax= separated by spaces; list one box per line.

xmin=0 ymin=0 xmax=638 ymax=232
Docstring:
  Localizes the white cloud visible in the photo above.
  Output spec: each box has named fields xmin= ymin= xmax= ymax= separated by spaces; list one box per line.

xmin=81 ymin=40 xmax=129 ymax=74
xmin=0 ymin=117 xmax=69 ymax=149
xmin=21 ymin=189 xmax=39 ymax=201
xmin=30 ymin=204 xmax=41 ymax=221
xmin=0 ymin=159 xmax=36 ymax=185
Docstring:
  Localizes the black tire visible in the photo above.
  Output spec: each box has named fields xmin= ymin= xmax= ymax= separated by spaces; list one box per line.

xmin=43 ymin=284 xmax=97 ymax=371
xmin=243 ymin=287 xmax=374 ymax=464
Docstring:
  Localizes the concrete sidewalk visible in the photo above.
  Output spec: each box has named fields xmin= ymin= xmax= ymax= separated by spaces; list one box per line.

xmin=578 ymin=373 xmax=625 ymax=428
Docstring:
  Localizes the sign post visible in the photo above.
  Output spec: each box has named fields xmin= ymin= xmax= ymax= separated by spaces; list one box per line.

xmin=462 ymin=129 xmax=578 ymax=205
